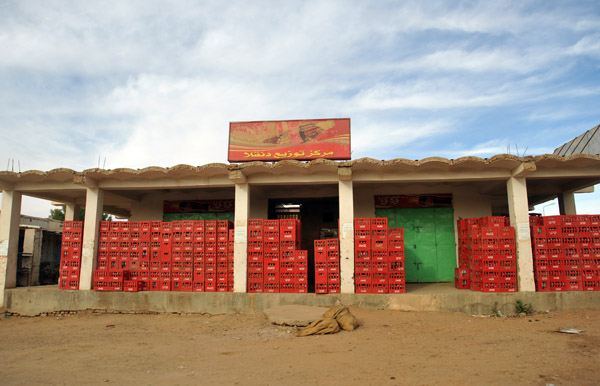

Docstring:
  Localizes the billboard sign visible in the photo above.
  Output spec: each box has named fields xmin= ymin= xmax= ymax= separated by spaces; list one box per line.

xmin=228 ymin=118 xmax=350 ymax=162
xmin=375 ymin=194 xmax=453 ymax=208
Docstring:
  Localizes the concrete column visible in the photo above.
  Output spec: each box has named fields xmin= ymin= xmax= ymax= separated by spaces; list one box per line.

xmin=558 ymin=192 xmax=577 ymax=215
xmin=233 ymin=183 xmax=250 ymax=293
xmin=506 ymin=177 xmax=535 ymax=292
xmin=338 ymin=179 xmax=355 ymax=293
xmin=65 ymin=203 xmax=81 ymax=221
xmin=0 ymin=190 xmax=22 ymax=307
xmin=79 ymin=187 xmax=104 ymax=290
xmin=23 ymin=228 xmax=43 ymax=286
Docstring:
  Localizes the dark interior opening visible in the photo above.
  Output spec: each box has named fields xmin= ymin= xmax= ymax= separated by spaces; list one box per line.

xmin=268 ymin=196 xmax=339 ymax=292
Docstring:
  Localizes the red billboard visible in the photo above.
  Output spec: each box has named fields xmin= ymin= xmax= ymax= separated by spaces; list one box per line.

xmin=375 ymin=194 xmax=453 ymax=208
xmin=228 ymin=118 xmax=351 ymax=162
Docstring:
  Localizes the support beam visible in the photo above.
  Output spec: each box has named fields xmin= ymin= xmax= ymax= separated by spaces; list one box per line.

xmin=558 ymin=192 xmax=577 ymax=215
xmin=228 ymin=170 xmax=246 ymax=184
xmin=79 ymin=188 xmax=104 ymax=290
xmin=233 ymin=183 xmax=250 ymax=293
xmin=65 ymin=203 xmax=81 ymax=221
xmin=338 ymin=179 xmax=355 ymax=293
xmin=512 ymin=161 xmax=536 ymax=177
xmin=0 ymin=190 xmax=22 ymax=307
xmin=506 ymin=177 xmax=535 ymax=292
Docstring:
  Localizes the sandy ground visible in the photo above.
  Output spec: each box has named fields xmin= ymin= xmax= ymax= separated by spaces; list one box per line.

xmin=0 ymin=308 xmax=599 ymax=386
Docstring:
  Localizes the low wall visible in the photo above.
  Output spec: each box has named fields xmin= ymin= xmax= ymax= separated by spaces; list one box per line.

xmin=5 ymin=286 xmax=600 ymax=316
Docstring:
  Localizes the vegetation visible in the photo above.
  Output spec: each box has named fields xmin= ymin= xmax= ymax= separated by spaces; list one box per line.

xmin=491 ymin=302 xmax=502 ymax=317
xmin=49 ymin=206 xmax=113 ymax=222
xmin=515 ymin=300 xmax=534 ymax=315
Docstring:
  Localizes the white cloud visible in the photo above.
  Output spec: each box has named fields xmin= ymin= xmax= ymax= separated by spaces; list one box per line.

xmin=568 ymin=34 xmax=600 ymax=57
xmin=351 ymin=81 xmax=513 ymax=111
xmin=351 ymin=120 xmax=452 ymax=158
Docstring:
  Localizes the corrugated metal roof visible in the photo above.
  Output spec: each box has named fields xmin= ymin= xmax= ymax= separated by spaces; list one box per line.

xmin=554 ymin=124 xmax=600 ymax=156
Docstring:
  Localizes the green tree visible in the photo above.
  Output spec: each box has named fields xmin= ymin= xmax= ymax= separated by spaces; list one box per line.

xmin=49 ymin=206 xmax=114 ymax=221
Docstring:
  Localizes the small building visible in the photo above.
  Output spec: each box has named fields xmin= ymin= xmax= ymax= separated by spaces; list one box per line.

xmin=1 ymin=152 xmax=599 ymax=307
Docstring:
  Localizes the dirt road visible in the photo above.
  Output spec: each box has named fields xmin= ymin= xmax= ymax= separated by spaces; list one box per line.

xmin=0 ymin=308 xmax=598 ymax=385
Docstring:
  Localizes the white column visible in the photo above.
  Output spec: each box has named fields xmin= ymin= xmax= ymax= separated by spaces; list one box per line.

xmin=338 ymin=177 xmax=355 ymax=293
xmin=558 ymin=192 xmax=577 ymax=215
xmin=79 ymin=187 xmax=104 ymax=290
xmin=507 ymin=177 xmax=535 ymax=292
xmin=65 ymin=203 xmax=81 ymax=221
xmin=0 ymin=190 xmax=22 ymax=307
xmin=233 ymin=183 xmax=250 ymax=293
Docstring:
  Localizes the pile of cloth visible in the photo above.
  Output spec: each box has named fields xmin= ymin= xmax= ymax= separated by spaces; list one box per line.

xmin=295 ymin=306 xmax=358 ymax=336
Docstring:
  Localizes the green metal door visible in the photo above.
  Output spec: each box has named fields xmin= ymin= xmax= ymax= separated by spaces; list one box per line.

xmin=375 ymin=207 xmax=457 ymax=282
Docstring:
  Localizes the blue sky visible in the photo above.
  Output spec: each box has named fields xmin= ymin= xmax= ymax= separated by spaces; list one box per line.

xmin=0 ymin=0 xmax=599 ymax=217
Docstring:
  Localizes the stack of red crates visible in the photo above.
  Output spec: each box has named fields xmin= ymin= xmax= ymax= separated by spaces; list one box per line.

xmin=314 ymin=239 xmax=340 ymax=294
xmin=456 ymin=216 xmax=517 ymax=292
xmin=531 ymin=215 xmax=600 ymax=292
xmin=59 ymin=221 xmax=84 ymax=290
xmin=93 ymin=220 xmax=234 ymax=292
xmin=247 ymin=219 xmax=307 ymax=293
xmin=354 ymin=218 xmax=406 ymax=294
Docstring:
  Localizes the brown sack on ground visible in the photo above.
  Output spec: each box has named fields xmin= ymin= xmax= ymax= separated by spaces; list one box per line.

xmin=323 ymin=306 xmax=359 ymax=331
xmin=295 ymin=318 xmax=340 ymax=337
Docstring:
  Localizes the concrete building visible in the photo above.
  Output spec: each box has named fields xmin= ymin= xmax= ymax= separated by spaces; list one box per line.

xmin=0 ymin=213 xmax=63 ymax=288
xmin=1 ymin=153 xmax=600 ymax=310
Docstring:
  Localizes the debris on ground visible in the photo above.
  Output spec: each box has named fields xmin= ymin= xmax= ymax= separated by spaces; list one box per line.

xmin=295 ymin=306 xmax=359 ymax=336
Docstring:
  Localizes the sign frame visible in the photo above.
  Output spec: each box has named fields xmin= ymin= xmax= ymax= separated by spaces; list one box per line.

xmin=228 ymin=118 xmax=351 ymax=162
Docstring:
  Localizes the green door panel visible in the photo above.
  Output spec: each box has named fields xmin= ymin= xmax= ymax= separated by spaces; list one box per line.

xmin=436 ymin=246 xmax=457 ymax=281
xmin=416 ymin=244 xmax=438 ymax=282
xmin=404 ymin=246 xmax=419 ymax=282
xmin=375 ymin=204 xmax=457 ymax=283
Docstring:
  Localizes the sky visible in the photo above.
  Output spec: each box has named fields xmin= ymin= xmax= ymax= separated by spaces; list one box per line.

xmin=0 ymin=0 xmax=599 ymax=217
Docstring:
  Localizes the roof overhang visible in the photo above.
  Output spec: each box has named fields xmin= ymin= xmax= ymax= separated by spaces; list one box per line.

xmin=1 ymin=154 xmax=598 ymax=217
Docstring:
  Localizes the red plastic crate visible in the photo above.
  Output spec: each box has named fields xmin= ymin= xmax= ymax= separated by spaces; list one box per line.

xmin=455 ymin=275 xmax=470 ymax=289
xmin=355 ymin=260 xmax=371 ymax=273
xmin=371 ymin=218 xmax=388 ymax=230
xmin=124 ymin=280 xmax=142 ymax=292
xmin=263 ymin=220 xmax=279 ymax=231
xmin=372 ymin=261 xmax=387 ymax=273
xmin=355 ymin=239 xmax=371 ymax=250
xmin=327 ymin=250 xmax=340 ymax=261
xmin=326 ymin=239 xmax=339 ymax=251
xmin=264 ymin=282 xmax=279 ymax=293
xmin=248 ymin=251 xmax=263 ymax=262
xmin=389 ymin=282 xmax=406 ymax=293
xmin=389 ymin=260 xmax=404 ymax=272
xmin=355 ymin=250 xmax=370 ymax=262
xmin=354 ymin=229 xmax=370 ymax=240
xmin=355 ymin=272 xmax=371 ymax=284
xmin=280 ymin=282 xmax=296 ymax=293
xmin=388 ymin=250 xmax=404 ymax=262
xmin=314 ymin=240 xmax=327 ymax=252
xmin=328 ymin=283 xmax=340 ymax=293
xmin=328 ymin=261 xmax=340 ymax=273
xmin=280 ymin=250 xmax=295 ymax=261
xmin=371 ymin=250 xmax=387 ymax=262
xmin=328 ymin=272 xmax=340 ymax=284
xmin=314 ymin=250 xmax=327 ymax=262
xmin=248 ymin=219 xmax=263 ymax=230
xmin=354 ymin=218 xmax=371 ymax=230
xmin=315 ymin=283 xmax=328 ymax=294
xmin=315 ymin=271 xmax=328 ymax=284
xmin=371 ymin=282 xmax=388 ymax=294
xmin=296 ymin=283 xmax=307 ymax=293
xmin=247 ymin=261 xmax=263 ymax=273
xmin=92 ymin=280 xmax=110 ymax=291
xmin=192 ymin=281 xmax=204 ymax=292
xmin=388 ymin=227 xmax=404 ymax=239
